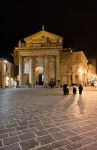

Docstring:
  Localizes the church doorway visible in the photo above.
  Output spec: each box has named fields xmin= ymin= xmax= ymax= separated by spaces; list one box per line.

xmin=35 ymin=67 xmax=44 ymax=85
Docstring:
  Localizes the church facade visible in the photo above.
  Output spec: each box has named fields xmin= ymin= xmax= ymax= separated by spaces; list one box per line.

xmin=13 ymin=29 xmax=88 ymax=87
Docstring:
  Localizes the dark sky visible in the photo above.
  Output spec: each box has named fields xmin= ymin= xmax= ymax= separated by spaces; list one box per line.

xmin=0 ymin=0 xmax=97 ymax=62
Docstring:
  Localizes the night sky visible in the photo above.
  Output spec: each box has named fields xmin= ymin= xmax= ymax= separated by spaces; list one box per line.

xmin=0 ymin=0 xmax=97 ymax=63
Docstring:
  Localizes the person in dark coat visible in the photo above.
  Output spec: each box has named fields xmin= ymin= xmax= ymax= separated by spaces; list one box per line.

xmin=72 ymin=84 xmax=77 ymax=95
xmin=67 ymin=84 xmax=69 ymax=95
xmin=63 ymin=83 xmax=69 ymax=95
xmin=78 ymin=84 xmax=83 ymax=95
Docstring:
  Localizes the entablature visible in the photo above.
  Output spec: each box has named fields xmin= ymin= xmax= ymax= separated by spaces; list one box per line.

xmin=18 ymin=50 xmax=60 ymax=57
xmin=15 ymin=46 xmax=62 ymax=51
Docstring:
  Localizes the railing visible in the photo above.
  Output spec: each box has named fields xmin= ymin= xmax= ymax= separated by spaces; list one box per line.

xmin=15 ymin=45 xmax=62 ymax=50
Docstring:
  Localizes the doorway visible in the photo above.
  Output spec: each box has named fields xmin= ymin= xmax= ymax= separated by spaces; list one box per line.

xmin=35 ymin=67 xmax=44 ymax=85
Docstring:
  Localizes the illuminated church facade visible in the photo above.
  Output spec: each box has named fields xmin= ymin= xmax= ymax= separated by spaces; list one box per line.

xmin=13 ymin=28 xmax=91 ymax=87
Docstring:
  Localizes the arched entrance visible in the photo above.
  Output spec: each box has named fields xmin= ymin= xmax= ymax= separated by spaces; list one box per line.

xmin=35 ymin=67 xmax=44 ymax=85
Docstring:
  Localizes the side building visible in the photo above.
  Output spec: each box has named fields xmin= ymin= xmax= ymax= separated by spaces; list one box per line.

xmin=60 ymin=49 xmax=88 ymax=86
xmin=87 ymin=58 xmax=97 ymax=84
xmin=0 ymin=58 xmax=14 ymax=88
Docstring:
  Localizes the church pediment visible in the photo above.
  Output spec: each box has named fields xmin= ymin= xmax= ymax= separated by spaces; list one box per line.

xmin=24 ymin=30 xmax=63 ymax=44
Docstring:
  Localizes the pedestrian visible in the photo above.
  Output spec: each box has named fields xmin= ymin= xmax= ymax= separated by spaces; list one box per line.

xmin=13 ymin=80 xmax=17 ymax=88
xmin=16 ymin=80 xmax=19 ymax=88
xmin=67 ymin=84 xmax=69 ymax=95
xmin=72 ymin=84 xmax=77 ymax=95
xmin=49 ymin=81 xmax=53 ymax=88
xmin=63 ymin=83 xmax=69 ymax=95
xmin=78 ymin=84 xmax=83 ymax=95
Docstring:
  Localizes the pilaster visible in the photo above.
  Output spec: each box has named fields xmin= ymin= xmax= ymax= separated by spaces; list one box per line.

xmin=55 ymin=56 xmax=60 ymax=86
xmin=19 ymin=56 xmax=24 ymax=86
xmin=44 ymin=57 xmax=48 ymax=86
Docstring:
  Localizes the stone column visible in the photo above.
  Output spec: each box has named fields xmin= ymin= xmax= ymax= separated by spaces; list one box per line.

xmin=32 ymin=57 xmax=35 ymax=87
xmin=68 ymin=75 xmax=71 ymax=86
xmin=29 ymin=57 xmax=33 ymax=86
xmin=44 ymin=57 xmax=48 ymax=86
xmin=72 ymin=73 xmax=75 ymax=83
xmin=19 ymin=56 xmax=23 ymax=86
xmin=55 ymin=56 xmax=60 ymax=87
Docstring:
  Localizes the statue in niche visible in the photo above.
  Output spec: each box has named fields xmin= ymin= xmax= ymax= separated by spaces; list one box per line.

xmin=18 ymin=40 xmax=21 ymax=47
xmin=46 ymin=37 xmax=51 ymax=45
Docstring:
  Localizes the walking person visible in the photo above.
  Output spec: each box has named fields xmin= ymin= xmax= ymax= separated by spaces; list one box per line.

xmin=63 ymin=83 xmax=69 ymax=95
xmin=78 ymin=84 xmax=83 ymax=95
xmin=72 ymin=84 xmax=77 ymax=95
xmin=50 ymin=81 xmax=53 ymax=88
xmin=67 ymin=84 xmax=69 ymax=95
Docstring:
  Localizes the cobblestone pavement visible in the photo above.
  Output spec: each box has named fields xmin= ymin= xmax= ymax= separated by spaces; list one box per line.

xmin=0 ymin=87 xmax=97 ymax=150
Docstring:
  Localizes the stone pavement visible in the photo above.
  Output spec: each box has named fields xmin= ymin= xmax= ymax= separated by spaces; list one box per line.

xmin=0 ymin=87 xmax=97 ymax=150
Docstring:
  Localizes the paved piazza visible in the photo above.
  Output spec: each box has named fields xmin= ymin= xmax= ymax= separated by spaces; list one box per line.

xmin=0 ymin=87 xmax=97 ymax=150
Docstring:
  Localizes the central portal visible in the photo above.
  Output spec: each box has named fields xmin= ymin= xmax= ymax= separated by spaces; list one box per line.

xmin=35 ymin=67 xmax=44 ymax=85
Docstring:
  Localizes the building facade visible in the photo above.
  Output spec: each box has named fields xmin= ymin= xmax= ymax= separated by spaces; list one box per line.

xmin=13 ymin=29 xmax=95 ymax=87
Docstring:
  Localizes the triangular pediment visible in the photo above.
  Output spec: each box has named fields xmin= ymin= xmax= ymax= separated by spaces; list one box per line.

xmin=24 ymin=30 xmax=63 ymax=44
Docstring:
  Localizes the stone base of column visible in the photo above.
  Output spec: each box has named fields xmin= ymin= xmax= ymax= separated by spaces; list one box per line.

xmin=43 ymin=82 xmax=48 ymax=88
xmin=19 ymin=84 xmax=23 ymax=88
xmin=27 ymin=83 xmax=33 ymax=88
xmin=55 ymin=80 xmax=60 ymax=88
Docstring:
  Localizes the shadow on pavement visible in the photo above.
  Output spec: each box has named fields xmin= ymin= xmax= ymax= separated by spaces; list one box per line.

xmin=64 ymin=95 xmax=76 ymax=109
xmin=77 ymin=95 xmax=85 ymax=114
